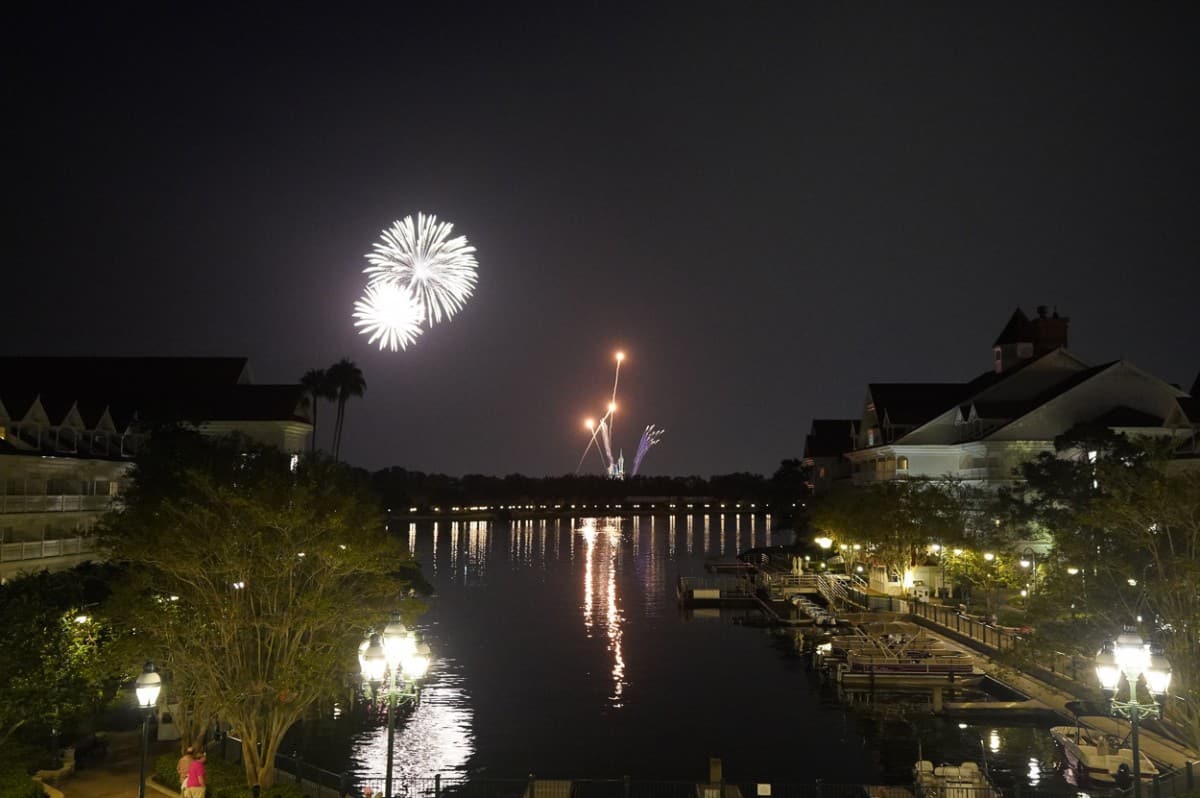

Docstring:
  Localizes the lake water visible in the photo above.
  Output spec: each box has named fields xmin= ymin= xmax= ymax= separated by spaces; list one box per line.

xmin=286 ymin=515 xmax=1076 ymax=789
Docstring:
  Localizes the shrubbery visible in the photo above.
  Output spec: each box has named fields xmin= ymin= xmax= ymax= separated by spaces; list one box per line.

xmin=0 ymin=745 xmax=47 ymax=798
xmin=153 ymin=751 xmax=308 ymax=798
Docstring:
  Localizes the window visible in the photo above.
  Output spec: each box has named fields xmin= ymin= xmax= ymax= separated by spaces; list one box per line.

xmin=818 ymin=467 xmax=826 ymax=478
xmin=897 ymin=456 xmax=909 ymax=470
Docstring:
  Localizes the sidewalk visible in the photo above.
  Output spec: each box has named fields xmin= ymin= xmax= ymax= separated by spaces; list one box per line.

xmin=54 ymin=749 xmax=174 ymax=798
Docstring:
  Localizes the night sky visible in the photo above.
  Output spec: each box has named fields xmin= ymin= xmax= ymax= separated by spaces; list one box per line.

xmin=7 ymin=5 xmax=1199 ymax=477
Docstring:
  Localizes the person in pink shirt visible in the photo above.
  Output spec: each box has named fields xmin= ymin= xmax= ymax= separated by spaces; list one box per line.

xmin=185 ymin=751 xmax=207 ymax=798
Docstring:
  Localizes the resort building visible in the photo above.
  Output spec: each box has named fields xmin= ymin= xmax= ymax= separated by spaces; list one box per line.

xmin=0 ymin=357 xmax=312 ymax=581
xmin=805 ymin=307 xmax=1199 ymax=595
xmin=811 ymin=307 xmax=1197 ymax=491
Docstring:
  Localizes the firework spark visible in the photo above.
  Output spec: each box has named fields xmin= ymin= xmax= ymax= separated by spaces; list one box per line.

xmin=353 ymin=282 xmax=426 ymax=351
xmin=363 ymin=213 xmax=478 ymax=326
xmin=632 ymin=424 xmax=664 ymax=476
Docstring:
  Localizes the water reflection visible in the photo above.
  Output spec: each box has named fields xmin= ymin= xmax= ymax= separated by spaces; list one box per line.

xmin=335 ymin=513 xmax=808 ymax=780
xmin=578 ymin=518 xmax=626 ymax=706
xmin=353 ymin=663 xmax=475 ymax=779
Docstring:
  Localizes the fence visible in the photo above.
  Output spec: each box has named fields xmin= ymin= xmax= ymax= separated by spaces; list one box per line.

xmin=906 ymin=601 xmax=1087 ymax=685
xmin=215 ymin=734 xmax=348 ymax=798
xmin=347 ymin=776 xmax=1094 ymax=798
xmin=1136 ymin=760 xmax=1199 ymax=798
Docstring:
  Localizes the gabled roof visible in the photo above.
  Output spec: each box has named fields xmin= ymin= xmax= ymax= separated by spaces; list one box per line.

xmin=804 ymin=419 xmax=857 ymax=459
xmin=197 ymin=385 xmax=311 ymax=423
xmin=39 ymin=395 xmax=80 ymax=426
xmin=993 ymin=308 xmax=1032 ymax=346
xmin=75 ymin=399 xmax=112 ymax=429
xmin=0 ymin=357 xmax=251 ymax=397
xmin=0 ymin=391 xmax=40 ymax=420
xmin=1089 ymin=406 xmax=1165 ymax=428
xmin=869 ymin=383 xmax=972 ymax=427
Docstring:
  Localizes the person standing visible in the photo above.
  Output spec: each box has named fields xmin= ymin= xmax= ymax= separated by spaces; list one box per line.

xmin=175 ymin=746 xmax=195 ymax=798
xmin=185 ymin=751 xmax=207 ymax=798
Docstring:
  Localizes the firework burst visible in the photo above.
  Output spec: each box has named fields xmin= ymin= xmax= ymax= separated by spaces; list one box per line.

xmin=575 ymin=351 xmax=664 ymax=478
xmin=353 ymin=282 xmax=425 ymax=352
xmin=363 ymin=213 xmax=478 ymax=326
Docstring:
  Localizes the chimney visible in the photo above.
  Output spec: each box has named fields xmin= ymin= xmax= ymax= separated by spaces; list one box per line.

xmin=1031 ymin=306 xmax=1069 ymax=355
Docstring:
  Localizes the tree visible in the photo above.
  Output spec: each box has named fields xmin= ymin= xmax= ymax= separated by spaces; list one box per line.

xmin=326 ymin=358 xmax=366 ymax=460
xmin=299 ymin=368 xmax=337 ymax=455
xmin=1012 ymin=426 xmax=1200 ymax=748
xmin=0 ymin=566 xmax=119 ymax=751
xmin=810 ymin=478 xmax=985 ymax=593
xmin=1078 ymin=455 xmax=1200 ymax=748
xmin=99 ymin=430 xmax=424 ymax=788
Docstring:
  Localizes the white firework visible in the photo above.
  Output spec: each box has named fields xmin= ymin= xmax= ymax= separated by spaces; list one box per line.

xmin=363 ymin=213 xmax=478 ymax=326
xmin=353 ymin=282 xmax=426 ymax=352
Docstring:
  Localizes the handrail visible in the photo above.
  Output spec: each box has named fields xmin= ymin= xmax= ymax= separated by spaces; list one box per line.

xmin=0 ymin=536 xmax=97 ymax=563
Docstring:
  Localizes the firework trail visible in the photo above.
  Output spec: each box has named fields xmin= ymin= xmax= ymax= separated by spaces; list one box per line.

xmin=599 ymin=418 xmax=614 ymax=467
xmin=575 ymin=351 xmax=663 ymax=478
xmin=609 ymin=351 xmax=624 ymax=448
xmin=631 ymin=424 xmax=664 ymax=476
xmin=352 ymin=282 xmax=426 ymax=351
xmin=363 ymin=213 xmax=478 ymax=326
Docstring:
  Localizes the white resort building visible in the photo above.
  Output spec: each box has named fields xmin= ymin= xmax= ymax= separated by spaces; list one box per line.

xmin=802 ymin=307 xmax=1199 ymax=595
xmin=0 ymin=357 xmax=312 ymax=582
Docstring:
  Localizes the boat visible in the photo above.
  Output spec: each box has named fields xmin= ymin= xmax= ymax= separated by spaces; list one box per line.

xmin=913 ymin=760 xmax=1002 ymax=798
xmin=1049 ymin=725 xmax=1159 ymax=785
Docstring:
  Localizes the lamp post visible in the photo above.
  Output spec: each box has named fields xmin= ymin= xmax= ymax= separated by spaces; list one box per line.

xmin=1095 ymin=630 xmax=1172 ymax=798
xmin=1019 ymin=547 xmax=1038 ymax=603
xmin=134 ymin=662 xmax=162 ymax=798
xmin=358 ymin=616 xmax=431 ymax=798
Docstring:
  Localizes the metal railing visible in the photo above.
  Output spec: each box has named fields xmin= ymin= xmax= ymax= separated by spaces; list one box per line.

xmin=343 ymin=776 xmax=1091 ymax=798
xmin=0 ymin=535 xmax=97 ymax=563
xmin=1135 ymin=761 xmax=1198 ymax=798
xmin=907 ymin=601 xmax=1085 ymax=681
xmin=215 ymin=735 xmax=348 ymax=798
xmin=0 ymin=494 xmax=113 ymax=514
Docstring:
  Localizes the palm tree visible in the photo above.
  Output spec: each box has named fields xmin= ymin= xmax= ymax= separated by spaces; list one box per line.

xmin=326 ymin=358 xmax=366 ymax=460
xmin=299 ymin=368 xmax=337 ymax=455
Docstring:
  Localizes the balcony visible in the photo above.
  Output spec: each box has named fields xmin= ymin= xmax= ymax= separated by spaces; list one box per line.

xmin=0 ymin=535 xmax=98 ymax=564
xmin=0 ymin=495 xmax=114 ymax=514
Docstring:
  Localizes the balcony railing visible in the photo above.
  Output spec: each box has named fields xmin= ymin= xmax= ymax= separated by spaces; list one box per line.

xmin=0 ymin=495 xmax=114 ymax=514
xmin=0 ymin=535 xmax=98 ymax=563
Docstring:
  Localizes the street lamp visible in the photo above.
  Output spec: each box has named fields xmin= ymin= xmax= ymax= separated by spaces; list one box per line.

xmin=134 ymin=662 xmax=162 ymax=798
xmin=1095 ymin=630 xmax=1172 ymax=798
xmin=359 ymin=615 xmax=431 ymax=798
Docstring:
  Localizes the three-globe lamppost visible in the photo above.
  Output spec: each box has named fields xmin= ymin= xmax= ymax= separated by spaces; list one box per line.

xmin=359 ymin=615 xmax=431 ymax=798
xmin=134 ymin=662 xmax=162 ymax=798
xmin=1094 ymin=630 xmax=1172 ymax=798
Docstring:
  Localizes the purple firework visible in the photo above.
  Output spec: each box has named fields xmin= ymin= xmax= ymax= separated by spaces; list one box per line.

xmin=631 ymin=424 xmax=664 ymax=476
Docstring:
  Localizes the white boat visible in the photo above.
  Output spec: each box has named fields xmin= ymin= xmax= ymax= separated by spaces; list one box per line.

xmin=1050 ymin=725 xmax=1159 ymax=785
xmin=913 ymin=760 xmax=1002 ymax=798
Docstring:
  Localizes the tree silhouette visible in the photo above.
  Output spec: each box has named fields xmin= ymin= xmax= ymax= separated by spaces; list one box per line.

xmin=326 ymin=358 xmax=366 ymax=460
xmin=299 ymin=368 xmax=337 ymax=455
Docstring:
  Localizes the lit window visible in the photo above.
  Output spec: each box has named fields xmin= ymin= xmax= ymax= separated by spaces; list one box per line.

xmin=897 ymin=456 xmax=909 ymax=470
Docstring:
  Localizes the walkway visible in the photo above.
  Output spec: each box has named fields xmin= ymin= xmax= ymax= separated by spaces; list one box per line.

xmin=52 ymin=749 xmax=173 ymax=798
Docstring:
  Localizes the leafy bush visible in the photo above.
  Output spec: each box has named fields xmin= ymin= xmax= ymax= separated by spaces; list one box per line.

xmin=0 ymin=746 xmax=45 ymax=798
xmin=155 ymin=751 xmax=182 ymax=790
xmin=153 ymin=751 xmax=308 ymax=798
